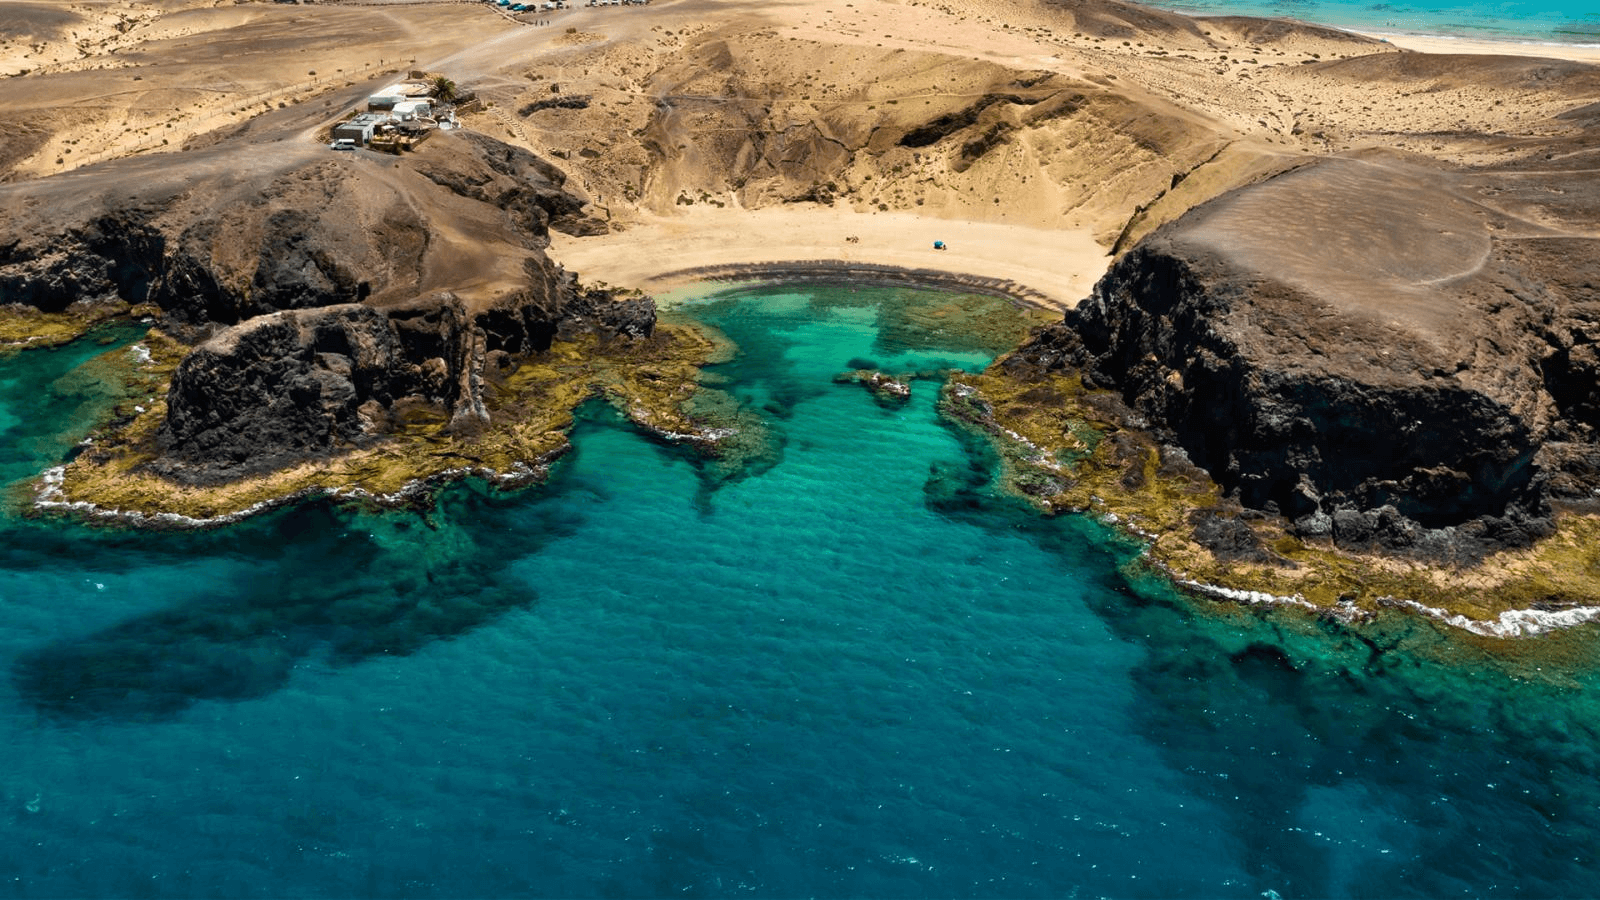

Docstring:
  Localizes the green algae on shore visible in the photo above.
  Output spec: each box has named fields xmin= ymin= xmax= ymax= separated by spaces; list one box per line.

xmin=36 ymin=323 xmax=724 ymax=524
xmin=945 ymin=351 xmax=1600 ymax=636
xmin=0 ymin=300 xmax=153 ymax=353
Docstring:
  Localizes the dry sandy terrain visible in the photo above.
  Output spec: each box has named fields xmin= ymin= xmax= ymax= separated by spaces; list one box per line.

xmin=2 ymin=0 xmax=1598 ymax=307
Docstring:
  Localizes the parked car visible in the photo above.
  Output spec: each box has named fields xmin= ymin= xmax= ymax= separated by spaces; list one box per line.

xmin=329 ymin=139 xmax=357 ymax=151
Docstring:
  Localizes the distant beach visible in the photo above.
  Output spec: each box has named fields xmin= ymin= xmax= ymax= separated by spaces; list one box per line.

xmin=1142 ymin=0 xmax=1600 ymax=52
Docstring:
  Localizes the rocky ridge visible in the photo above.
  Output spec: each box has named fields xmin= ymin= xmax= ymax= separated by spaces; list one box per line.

xmin=1012 ymin=151 xmax=1600 ymax=561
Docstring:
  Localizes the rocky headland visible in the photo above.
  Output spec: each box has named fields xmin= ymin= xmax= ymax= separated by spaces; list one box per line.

xmin=957 ymin=147 xmax=1600 ymax=628
xmin=3 ymin=127 xmax=711 ymax=519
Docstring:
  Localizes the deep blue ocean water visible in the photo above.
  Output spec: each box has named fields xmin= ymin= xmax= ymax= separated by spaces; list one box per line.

xmin=1 ymin=284 xmax=1599 ymax=898
xmin=1140 ymin=0 xmax=1600 ymax=45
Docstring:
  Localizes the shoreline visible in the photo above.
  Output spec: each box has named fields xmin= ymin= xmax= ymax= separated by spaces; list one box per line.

xmin=1177 ymin=575 xmax=1600 ymax=639
xmin=30 ymin=461 xmax=549 ymax=531
xmin=1363 ymin=30 xmax=1600 ymax=63
xmin=653 ymin=260 xmax=1060 ymax=309
xmin=1161 ymin=4 xmax=1600 ymax=63
xmin=17 ymin=272 xmax=1600 ymax=641
xmin=551 ymin=207 xmax=1110 ymax=313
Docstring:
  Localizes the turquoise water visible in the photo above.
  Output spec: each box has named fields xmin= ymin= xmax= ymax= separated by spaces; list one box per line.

xmin=1141 ymin=0 xmax=1600 ymax=45
xmin=1 ymin=284 xmax=1599 ymax=897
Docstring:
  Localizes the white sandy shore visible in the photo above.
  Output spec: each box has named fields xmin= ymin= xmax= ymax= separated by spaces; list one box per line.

xmin=551 ymin=206 xmax=1110 ymax=311
xmin=1360 ymin=31 xmax=1600 ymax=63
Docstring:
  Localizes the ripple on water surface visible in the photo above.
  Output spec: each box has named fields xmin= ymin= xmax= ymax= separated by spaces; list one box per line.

xmin=0 ymin=283 xmax=1596 ymax=898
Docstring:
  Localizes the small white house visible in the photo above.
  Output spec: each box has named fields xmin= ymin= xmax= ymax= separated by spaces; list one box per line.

xmin=392 ymin=99 xmax=434 ymax=121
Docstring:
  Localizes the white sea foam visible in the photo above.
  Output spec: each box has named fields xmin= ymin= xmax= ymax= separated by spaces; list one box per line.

xmin=1176 ymin=579 xmax=1319 ymax=612
xmin=1170 ymin=570 xmax=1600 ymax=638
xmin=972 ymin=381 xmax=1600 ymax=639
xmin=34 ymin=465 xmax=305 ymax=528
xmin=1360 ymin=29 xmax=1600 ymax=50
xmin=1386 ymin=598 xmax=1600 ymax=638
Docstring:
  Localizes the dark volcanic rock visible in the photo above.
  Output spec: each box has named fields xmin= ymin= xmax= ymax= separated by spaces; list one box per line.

xmin=1018 ymin=153 xmax=1600 ymax=557
xmin=0 ymin=129 xmax=650 ymax=483
xmin=832 ymin=369 xmax=913 ymax=407
xmin=155 ymin=304 xmax=432 ymax=481
xmin=555 ymin=283 xmax=657 ymax=341
xmin=1188 ymin=508 xmax=1277 ymax=564
xmin=410 ymin=131 xmax=607 ymax=241
xmin=155 ymin=282 xmax=655 ymax=484
xmin=0 ymin=208 xmax=164 ymax=311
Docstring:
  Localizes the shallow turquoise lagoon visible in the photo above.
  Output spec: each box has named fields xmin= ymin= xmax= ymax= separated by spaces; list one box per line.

xmin=1141 ymin=0 xmax=1600 ymax=44
xmin=1 ymin=284 xmax=1598 ymax=898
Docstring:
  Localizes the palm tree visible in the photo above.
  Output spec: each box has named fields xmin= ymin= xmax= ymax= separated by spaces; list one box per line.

xmin=431 ymin=75 xmax=458 ymax=103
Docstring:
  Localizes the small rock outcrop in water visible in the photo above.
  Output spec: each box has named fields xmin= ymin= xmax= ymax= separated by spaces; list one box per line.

xmin=834 ymin=369 xmax=912 ymax=407
xmin=1013 ymin=153 xmax=1600 ymax=559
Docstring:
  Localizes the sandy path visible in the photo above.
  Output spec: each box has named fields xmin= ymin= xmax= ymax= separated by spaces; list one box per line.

xmin=551 ymin=206 xmax=1111 ymax=310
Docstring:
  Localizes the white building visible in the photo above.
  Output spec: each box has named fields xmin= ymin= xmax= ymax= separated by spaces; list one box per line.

xmin=391 ymin=100 xmax=434 ymax=121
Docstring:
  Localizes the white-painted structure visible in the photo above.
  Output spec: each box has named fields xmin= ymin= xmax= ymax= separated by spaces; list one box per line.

xmin=391 ymin=100 xmax=434 ymax=121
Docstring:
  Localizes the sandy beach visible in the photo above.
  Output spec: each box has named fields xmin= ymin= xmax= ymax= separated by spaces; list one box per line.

xmin=552 ymin=206 xmax=1108 ymax=310
xmin=1365 ymin=32 xmax=1600 ymax=63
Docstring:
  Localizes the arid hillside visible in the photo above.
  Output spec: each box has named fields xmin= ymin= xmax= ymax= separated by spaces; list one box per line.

xmin=6 ymin=0 xmax=1596 ymax=251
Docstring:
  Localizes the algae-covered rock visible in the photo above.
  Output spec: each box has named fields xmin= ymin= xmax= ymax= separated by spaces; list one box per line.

xmin=833 ymin=369 xmax=912 ymax=407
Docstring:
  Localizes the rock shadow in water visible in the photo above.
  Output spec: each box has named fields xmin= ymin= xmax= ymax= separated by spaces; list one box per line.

xmin=11 ymin=486 xmax=578 ymax=722
xmin=1072 ymin=540 xmax=1600 ymax=896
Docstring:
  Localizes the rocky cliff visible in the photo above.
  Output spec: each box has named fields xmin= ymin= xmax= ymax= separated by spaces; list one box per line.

xmin=152 ymin=283 xmax=654 ymax=484
xmin=0 ymin=130 xmax=645 ymax=485
xmin=1014 ymin=152 xmax=1600 ymax=558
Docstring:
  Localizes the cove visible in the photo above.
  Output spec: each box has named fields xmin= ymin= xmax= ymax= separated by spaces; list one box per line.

xmin=0 ymin=283 xmax=1598 ymax=898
